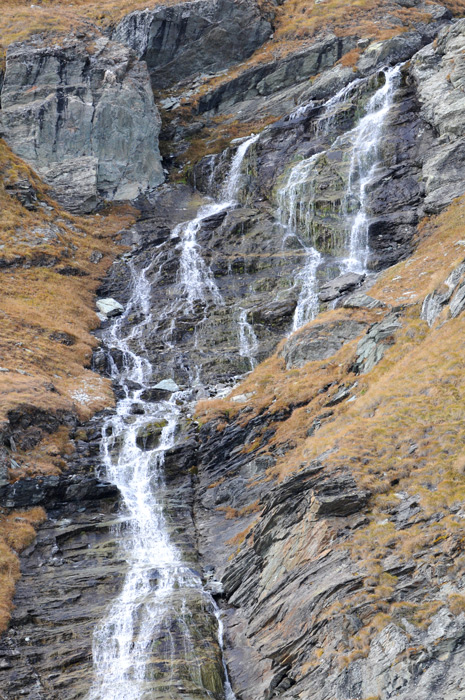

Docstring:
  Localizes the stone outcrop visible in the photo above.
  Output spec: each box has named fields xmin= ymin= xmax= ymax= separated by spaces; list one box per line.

xmin=0 ymin=35 xmax=164 ymax=213
xmin=412 ymin=19 xmax=465 ymax=213
xmin=113 ymin=0 xmax=272 ymax=89
xmin=280 ymin=318 xmax=367 ymax=369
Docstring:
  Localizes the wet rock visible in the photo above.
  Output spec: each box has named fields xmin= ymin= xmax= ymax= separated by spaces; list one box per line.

xmin=353 ymin=313 xmax=402 ymax=373
xmin=319 ymin=272 xmax=365 ymax=302
xmin=250 ymin=297 xmax=297 ymax=327
xmin=140 ymin=387 xmax=174 ymax=402
xmin=135 ymin=420 xmax=167 ymax=450
xmin=281 ymin=319 xmax=366 ymax=368
xmin=113 ymin=0 xmax=272 ymax=90
xmin=1 ymin=35 xmax=163 ymax=213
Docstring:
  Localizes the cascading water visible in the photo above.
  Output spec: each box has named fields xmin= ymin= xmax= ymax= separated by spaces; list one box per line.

xmin=277 ymin=153 xmax=323 ymax=331
xmin=87 ymin=135 xmax=259 ymax=700
xmin=343 ymin=65 xmax=403 ymax=273
xmin=173 ymin=134 xmax=260 ymax=313
xmin=278 ymin=66 xmax=402 ymax=331
xmin=238 ymin=308 xmax=259 ymax=370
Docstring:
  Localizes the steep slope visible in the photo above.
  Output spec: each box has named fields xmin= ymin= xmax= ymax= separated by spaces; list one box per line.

xmin=194 ymin=193 xmax=465 ymax=700
xmin=2 ymin=1 xmax=465 ymax=699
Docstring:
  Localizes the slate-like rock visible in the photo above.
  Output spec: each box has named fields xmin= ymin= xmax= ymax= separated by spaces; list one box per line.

xmin=281 ymin=319 xmax=366 ymax=369
xmin=354 ymin=313 xmax=402 ymax=373
xmin=1 ymin=35 xmax=164 ymax=213
xmin=113 ymin=0 xmax=272 ymax=90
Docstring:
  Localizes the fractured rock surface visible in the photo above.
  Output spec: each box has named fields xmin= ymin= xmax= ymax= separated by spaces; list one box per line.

xmin=1 ymin=35 xmax=164 ymax=213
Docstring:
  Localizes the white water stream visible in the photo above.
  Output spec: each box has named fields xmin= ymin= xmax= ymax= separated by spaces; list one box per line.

xmin=87 ymin=135 xmax=259 ymax=700
xmin=343 ymin=65 xmax=402 ymax=272
xmin=278 ymin=66 xmax=402 ymax=330
xmin=277 ymin=153 xmax=323 ymax=331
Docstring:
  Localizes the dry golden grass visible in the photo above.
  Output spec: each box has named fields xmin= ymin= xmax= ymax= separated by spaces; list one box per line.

xmin=0 ymin=140 xmax=135 ymax=430
xmin=0 ymin=506 xmax=46 ymax=632
xmin=0 ymin=0 xmax=186 ymax=61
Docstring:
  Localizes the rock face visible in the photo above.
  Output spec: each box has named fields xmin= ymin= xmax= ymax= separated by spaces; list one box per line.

xmin=113 ymin=0 xmax=272 ymax=89
xmin=6 ymin=6 xmax=465 ymax=700
xmin=1 ymin=35 xmax=164 ymax=213
xmin=412 ymin=19 xmax=465 ymax=213
xmin=0 ymin=415 xmax=123 ymax=699
xmin=280 ymin=318 xmax=367 ymax=369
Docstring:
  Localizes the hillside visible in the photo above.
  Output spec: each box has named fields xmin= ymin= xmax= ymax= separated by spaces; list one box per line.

xmin=1 ymin=0 xmax=465 ymax=698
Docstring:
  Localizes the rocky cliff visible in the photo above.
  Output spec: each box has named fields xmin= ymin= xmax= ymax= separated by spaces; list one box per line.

xmin=2 ymin=0 xmax=465 ymax=699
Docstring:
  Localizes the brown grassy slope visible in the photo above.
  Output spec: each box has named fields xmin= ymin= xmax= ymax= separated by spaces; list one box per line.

xmin=0 ymin=140 xmax=135 ymax=632
xmin=196 ymin=195 xmax=465 ymax=657
xmin=0 ymin=140 xmax=135 ymax=435
xmin=0 ymin=0 xmax=187 ymax=61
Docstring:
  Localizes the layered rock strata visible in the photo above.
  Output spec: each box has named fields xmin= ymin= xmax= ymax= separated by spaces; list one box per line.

xmin=1 ymin=35 xmax=163 ymax=213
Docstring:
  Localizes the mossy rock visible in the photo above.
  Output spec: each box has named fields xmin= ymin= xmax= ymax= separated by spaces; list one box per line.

xmin=136 ymin=420 xmax=168 ymax=450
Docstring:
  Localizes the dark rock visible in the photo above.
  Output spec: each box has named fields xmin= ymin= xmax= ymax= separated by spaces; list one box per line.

xmin=319 ymin=273 xmax=365 ymax=302
xmin=135 ymin=420 xmax=167 ymax=450
xmin=281 ymin=319 xmax=366 ymax=368
xmin=113 ymin=0 xmax=272 ymax=90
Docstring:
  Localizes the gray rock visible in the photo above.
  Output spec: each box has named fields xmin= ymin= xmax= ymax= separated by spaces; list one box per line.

xmin=412 ymin=20 xmax=465 ymax=213
xmin=421 ymin=261 xmax=465 ymax=325
xmin=113 ymin=0 xmax=272 ymax=90
xmin=450 ymin=283 xmax=465 ymax=318
xmin=281 ymin=319 xmax=366 ymax=369
xmin=153 ymin=379 xmax=180 ymax=392
xmin=0 ymin=448 xmax=10 ymax=488
xmin=319 ymin=273 xmax=365 ymax=302
xmin=1 ymin=35 xmax=164 ymax=213
xmin=354 ymin=313 xmax=402 ymax=373
xmin=421 ymin=292 xmax=443 ymax=326
xmin=96 ymin=298 xmax=124 ymax=318
xmin=342 ymin=293 xmax=385 ymax=310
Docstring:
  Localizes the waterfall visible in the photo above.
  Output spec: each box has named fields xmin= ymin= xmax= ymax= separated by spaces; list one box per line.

xmin=86 ymin=134 xmax=259 ymax=700
xmin=173 ymin=134 xmax=260 ymax=312
xmin=343 ymin=65 xmax=403 ymax=272
xmin=238 ymin=308 xmax=259 ymax=370
xmin=277 ymin=153 xmax=323 ymax=331
xmin=278 ymin=66 xmax=402 ymax=332
xmin=316 ymin=77 xmax=366 ymax=134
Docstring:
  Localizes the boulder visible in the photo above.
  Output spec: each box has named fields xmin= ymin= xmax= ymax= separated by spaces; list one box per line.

xmin=1 ymin=35 xmax=164 ymax=213
xmin=96 ymin=298 xmax=124 ymax=318
xmin=153 ymin=379 xmax=180 ymax=393
xmin=319 ymin=272 xmax=365 ymax=302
